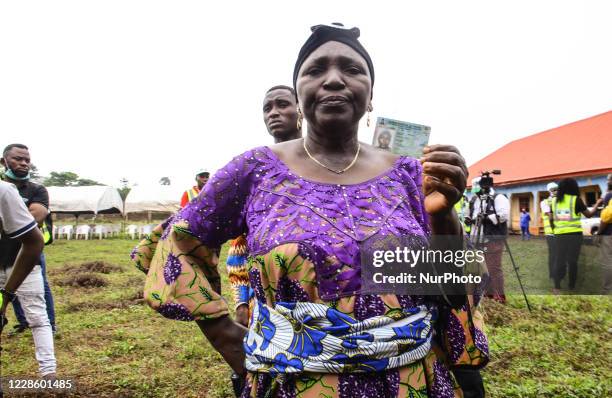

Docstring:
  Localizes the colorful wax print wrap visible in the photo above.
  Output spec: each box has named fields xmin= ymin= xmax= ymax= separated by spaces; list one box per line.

xmin=245 ymin=301 xmax=434 ymax=374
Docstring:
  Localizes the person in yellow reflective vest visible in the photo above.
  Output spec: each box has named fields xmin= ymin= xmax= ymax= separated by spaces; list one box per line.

xmin=454 ymin=192 xmax=470 ymax=235
xmin=550 ymin=178 xmax=601 ymax=293
xmin=40 ymin=219 xmax=52 ymax=245
xmin=540 ymin=182 xmax=557 ymax=278
xmin=180 ymin=170 xmax=209 ymax=208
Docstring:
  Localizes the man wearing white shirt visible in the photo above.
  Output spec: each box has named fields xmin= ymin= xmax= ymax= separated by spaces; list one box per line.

xmin=468 ymin=178 xmax=510 ymax=303
xmin=0 ymin=180 xmax=56 ymax=378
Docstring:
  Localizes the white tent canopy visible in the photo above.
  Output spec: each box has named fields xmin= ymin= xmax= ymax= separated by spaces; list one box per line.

xmin=124 ymin=185 xmax=182 ymax=214
xmin=48 ymin=185 xmax=123 ymax=215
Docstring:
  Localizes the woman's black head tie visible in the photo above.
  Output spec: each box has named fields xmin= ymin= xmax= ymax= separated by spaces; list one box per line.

xmin=293 ymin=23 xmax=375 ymax=94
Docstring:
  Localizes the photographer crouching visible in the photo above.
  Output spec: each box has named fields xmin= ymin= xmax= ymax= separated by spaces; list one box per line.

xmin=466 ymin=171 xmax=510 ymax=304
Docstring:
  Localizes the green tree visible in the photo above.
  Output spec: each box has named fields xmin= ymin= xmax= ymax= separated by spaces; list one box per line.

xmin=44 ymin=171 xmax=79 ymax=186
xmin=76 ymin=178 xmax=101 ymax=186
xmin=30 ymin=164 xmax=40 ymax=179
xmin=44 ymin=171 xmax=101 ymax=186
xmin=117 ymin=178 xmax=131 ymax=201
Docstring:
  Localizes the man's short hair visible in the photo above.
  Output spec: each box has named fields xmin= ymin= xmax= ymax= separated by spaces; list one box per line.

xmin=266 ymin=85 xmax=296 ymax=97
xmin=3 ymin=143 xmax=28 ymax=157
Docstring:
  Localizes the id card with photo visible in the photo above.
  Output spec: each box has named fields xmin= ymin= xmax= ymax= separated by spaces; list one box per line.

xmin=372 ymin=117 xmax=431 ymax=158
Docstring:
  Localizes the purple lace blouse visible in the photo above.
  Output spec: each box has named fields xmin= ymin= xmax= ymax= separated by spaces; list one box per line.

xmin=179 ymin=146 xmax=429 ymax=300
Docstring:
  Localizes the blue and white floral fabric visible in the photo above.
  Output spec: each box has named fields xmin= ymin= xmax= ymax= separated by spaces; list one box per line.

xmin=244 ymin=301 xmax=434 ymax=374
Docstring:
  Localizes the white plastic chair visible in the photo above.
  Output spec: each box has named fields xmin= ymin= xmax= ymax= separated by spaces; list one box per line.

xmin=126 ymin=224 xmax=139 ymax=240
xmin=52 ymin=224 xmax=58 ymax=240
xmin=93 ymin=225 xmax=109 ymax=240
xmin=75 ymin=225 xmax=91 ymax=240
xmin=58 ymin=225 xmax=73 ymax=240
xmin=109 ymin=224 xmax=121 ymax=237
xmin=139 ymin=224 xmax=154 ymax=239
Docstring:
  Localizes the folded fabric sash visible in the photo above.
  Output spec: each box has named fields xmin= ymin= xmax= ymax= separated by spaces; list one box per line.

xmin=244 ymin=301 xmax=434 ymax=374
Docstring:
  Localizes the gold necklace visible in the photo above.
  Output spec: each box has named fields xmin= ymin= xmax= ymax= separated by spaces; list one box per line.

xmin=303 ymin=138 xmax=361 ymax=174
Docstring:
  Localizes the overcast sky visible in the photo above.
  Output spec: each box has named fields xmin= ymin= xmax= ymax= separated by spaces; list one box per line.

xmin=1 ymin=1 xmax=610 ymax=191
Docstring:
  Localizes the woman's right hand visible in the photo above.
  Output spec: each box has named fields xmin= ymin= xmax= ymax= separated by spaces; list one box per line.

xmin=197 ymin=315 xmax=248 ymax=376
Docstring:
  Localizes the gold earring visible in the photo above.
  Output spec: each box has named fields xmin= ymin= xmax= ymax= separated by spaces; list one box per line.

xmin=297 ymin=107 xmax=303 ymax=130
xmin=366 ymin=103 xmax=373 ymax=127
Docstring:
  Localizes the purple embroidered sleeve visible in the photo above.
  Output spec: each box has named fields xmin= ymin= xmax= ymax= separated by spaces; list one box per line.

xmin=177 ymin=147 xmax=270 ymax=247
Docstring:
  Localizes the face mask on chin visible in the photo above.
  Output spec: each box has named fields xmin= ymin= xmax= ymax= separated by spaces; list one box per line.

xmin=4 ymin=167 xmax=30 ymax=181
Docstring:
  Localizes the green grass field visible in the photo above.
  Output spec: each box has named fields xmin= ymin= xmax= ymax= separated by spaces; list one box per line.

xmin=1 ymin=238 xmax=611 ymax=397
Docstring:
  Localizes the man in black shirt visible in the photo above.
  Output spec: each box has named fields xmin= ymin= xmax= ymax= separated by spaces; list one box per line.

xmin=1 ymin=144 xmax=56 ymax=333
xmin=1 ymin=144 xmax=57 ymax=373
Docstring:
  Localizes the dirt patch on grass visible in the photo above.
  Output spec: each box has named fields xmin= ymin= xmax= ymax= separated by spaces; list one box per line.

xmin=538 ymin=303 xmax=603 ymax=334
xmin=70 ymin=261 xmax=123 ymax=274
xmin=79 ymin=261 xmax=123 ymax=273
xmin=64 ymin=291 xmax=144 ymax=313
xmin=56 ymin=273 xmax=108 ymax=288
xmin=51 ymin=261 xmax=123 ymax=276
xmin=481 ymin=298 xmax=525 ymax=327
xmin=122 ymin=275 xmax=145 ymax=288
xmin=485 ymin=350 xmax=521 ymax=375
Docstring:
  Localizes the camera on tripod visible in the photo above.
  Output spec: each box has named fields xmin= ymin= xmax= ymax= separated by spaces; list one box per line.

xmin=478 ymin=169 xmax=501 ymax=193
xmin=465 ymin=169 xmax=502 ymax=228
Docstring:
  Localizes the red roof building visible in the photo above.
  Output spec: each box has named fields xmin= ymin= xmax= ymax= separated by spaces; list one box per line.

xmin=468 ymin=111 xmax=612 ymax=186
xmin=467 ymin=111 xmax=612 ymax=234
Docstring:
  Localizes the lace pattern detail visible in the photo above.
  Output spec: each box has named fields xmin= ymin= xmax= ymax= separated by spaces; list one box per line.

xmin=179 ymin=146 xmax=428 ymax=300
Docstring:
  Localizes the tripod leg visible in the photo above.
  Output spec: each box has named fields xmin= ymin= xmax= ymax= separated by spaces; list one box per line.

xmin=503 ymin=239 xmax=532 ymax=312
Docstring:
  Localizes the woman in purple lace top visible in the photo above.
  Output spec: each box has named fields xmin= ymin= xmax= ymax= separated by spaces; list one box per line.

xmin=132 ymin=23 xmax=488 ymax=398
